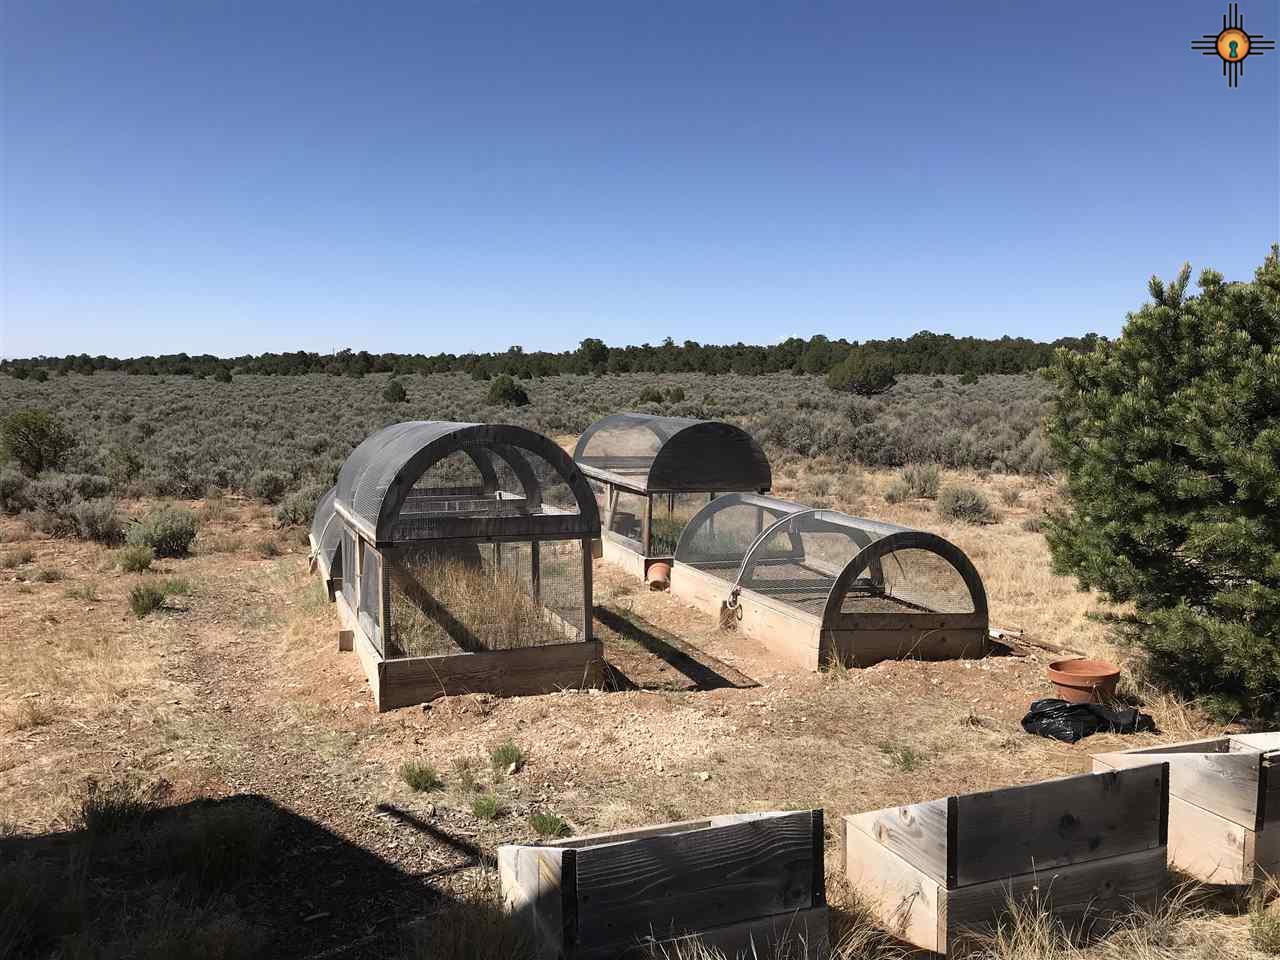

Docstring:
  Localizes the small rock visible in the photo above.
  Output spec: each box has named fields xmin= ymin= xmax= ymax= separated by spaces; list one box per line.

xmin=507 ymin=761 xmax=519 ymax=776
xmin=696 ymin=771 xmax=711 ymax=782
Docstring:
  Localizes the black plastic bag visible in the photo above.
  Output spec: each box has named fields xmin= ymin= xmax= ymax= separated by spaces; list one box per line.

xmin=1020 ymin=698 xmax=1156 ymax=743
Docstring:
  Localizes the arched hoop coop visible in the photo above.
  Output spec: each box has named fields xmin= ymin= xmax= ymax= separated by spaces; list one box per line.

xmin=313 ymin=422 xmax=603 ymax=711
xmin=670 ymin=493 xmax=990 ymax=670
xmin=572 ymin=413 xmax=771 ymax=581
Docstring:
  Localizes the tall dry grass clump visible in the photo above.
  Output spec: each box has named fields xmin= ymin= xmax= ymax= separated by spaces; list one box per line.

xmin=392 ymin=555 xmax=565 ymax=657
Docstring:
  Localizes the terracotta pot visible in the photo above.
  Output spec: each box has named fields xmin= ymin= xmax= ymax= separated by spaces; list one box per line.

xmin=646 ymin=560 xmax=672 ymax=591
xmin=1046 ymin=658 xmax=1120 ymax=704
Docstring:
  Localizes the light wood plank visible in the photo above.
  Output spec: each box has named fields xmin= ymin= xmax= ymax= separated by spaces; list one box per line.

xmin=824 ymin=628 xmax=989 ymax=667
xmin=1163 ymin=794 xmax=1250 ymax=885
xmin=949 ymin=766 xmax=1167 ymax=887
xmin=842 ymin=817 xmax=942 ymax=953
xmin=578 ymin=906 xmax=829 ymax=960
xmin=844 ymin=800 xmax=949 ymax=885
xmin=1230 ymin=732 xmax=1280 ymax=753
xmin=1092 ymin=748 xmax=1259 ymax=829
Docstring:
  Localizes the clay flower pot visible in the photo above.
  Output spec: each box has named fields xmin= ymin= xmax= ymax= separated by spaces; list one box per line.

xmin=1046 ymin=658 xmax=1121 ymax=704
xmin=646 ymin=560 xmax=672 ymax=591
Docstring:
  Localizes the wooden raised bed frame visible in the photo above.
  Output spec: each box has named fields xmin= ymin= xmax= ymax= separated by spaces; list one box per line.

xmin=841 ymin=766 xmax=1169 ymax=954
xmin=499 ymin=810 xmax=828 ymax=960
xmin=671 ymin=559 xmax=989 ymax=672
xmin=1093 ymin=731 xmax=1280 ymax=885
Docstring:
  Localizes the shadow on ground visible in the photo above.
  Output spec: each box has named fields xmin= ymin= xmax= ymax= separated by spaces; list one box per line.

xmin=0 ymin=792 xmax=516 ymax=960
xmin=595 ymin=604 xmax=759 ymax=692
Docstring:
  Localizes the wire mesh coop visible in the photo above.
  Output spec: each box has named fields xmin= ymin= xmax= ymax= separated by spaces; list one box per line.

xmin=670 ymin=493 xmax=990 ymax=670
xmin=572 ymin=413 xmax=771 ymax=579
xmin=316 ymin=422 xmax=603 ymax=710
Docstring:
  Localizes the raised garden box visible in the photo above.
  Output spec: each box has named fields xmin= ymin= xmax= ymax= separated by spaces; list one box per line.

xmin=499 ymin=810 xmax=828 ymax=959
xmin=841 ymin=766 xmax=1169 ymax=954
xmin=1092 ymin=731 xmax=1280 ymax=885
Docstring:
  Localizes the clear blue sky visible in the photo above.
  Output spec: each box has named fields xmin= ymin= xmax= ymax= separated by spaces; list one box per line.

xmin=2 ymin=1 xmax=1277 ymax=358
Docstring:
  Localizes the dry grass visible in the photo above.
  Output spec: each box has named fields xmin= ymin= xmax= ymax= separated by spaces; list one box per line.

xmin=392 ymin=556 xmax=566 ymax=656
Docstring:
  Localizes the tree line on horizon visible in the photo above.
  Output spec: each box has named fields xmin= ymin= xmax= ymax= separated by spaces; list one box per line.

xmin=2 ymin=330 xmax=1105 ymax=383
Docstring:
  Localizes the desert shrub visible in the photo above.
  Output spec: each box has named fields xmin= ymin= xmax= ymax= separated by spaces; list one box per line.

xmin=489 ymin=739 xmax=525 ymax=773
xmin=826 ymin=352 xmax=896 ymax=396
xmin=382 ymin=379 xmax=408 ymax=403
xmin=931 ymin=377 xmax=945 ymax=388
xmin=71 ymin=498 xmax=123 ymax=544
xmin=248 ymin=469 xmax=289 ymax=503
xmin=129 ymin=582 xmax=168 ymax=618
xmin=127 ymin=506 xmax=198 ymax=557
xmin=253 ymin=537 xmax=281 ymax=559
xmin=29 ymin=472 xmax=111 ymax=509
xmin=665 ymin=386 xmax=685 ymax=402
xmin=1020 ymin=515 xmax=1042 ymax=533
xmin=528 ymin=812 xmax=571 ymax=838
xmin=958 ymin=371 xmax=979 ymax=385
xmin=75 ymin=777 xmax=168 ymax=834
xmin=637 ymin=386 xmax=664 ymax=404
xmin=0 ymin=409 xmax=75 ymax=475
xmin=33 ymin=567 xmax=63 ymax=582
xmin=486 ymin=374 xmax=529 ymax=407
xmin=29 ymin=368 xmax=48 ymax=382
xmin=938 ymin=485 xmax=996 ymax=524
xmin=212 ymin=367 xmax=232 ymax=383
xmin=0 ymin=467 xmax=31 ymax=513
xmin=119 ymin=544 xmax=154 ymax=572
xmin=883 ymin=479 xmax=909 ymax=504
xmin=1 ymin=546 xmax=34 ymax=568
xmin=274 ymin=481 xmax=326 ymax=527
xmin=899 ymin=462 xmax=941 ymax=499
xmin=999 ymin=485 xmax=1022 ymax=506
xmin=399 ymin=762 xmax=444 ymax=792
xmin=471 ymin=794 xmax=502 ymax=820
xmin=1045 ymin=253 xmax=1280 ymax=721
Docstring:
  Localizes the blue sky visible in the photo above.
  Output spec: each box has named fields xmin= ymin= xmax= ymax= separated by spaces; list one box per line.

xmin=2 ymin=1 xmax=1277 ymax=358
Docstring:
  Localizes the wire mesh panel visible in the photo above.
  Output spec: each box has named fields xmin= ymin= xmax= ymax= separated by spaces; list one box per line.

xmin=851 ymin=546 xmax=977 ymax=614
xmin=384 ymin=539 xmax=586 ymax=659
xmin=341 ymin=527 xmax=357 ymax=609
xmin=739 ymin=512 xmax=868 ymax=615
xmin=648 ymin=492 xmax=713 ymax=556
xmin=358 ymin=543 xmax=383 ymax=654
xmin=674 ymin=494 xmax=806 ymax=582
xmin=607 ymin=490 xmax=648 ymax=547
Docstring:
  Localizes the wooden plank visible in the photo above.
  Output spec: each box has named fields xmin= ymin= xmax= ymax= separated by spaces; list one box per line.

xmin=1163 ymin=793 xmax=1250 ymax=885
xmin=830 ymin=611 xmax=987 ymax=631
xmin=670 ymin=561 xmax=735 ymax=621
xmin=580 ymin=537 xmax=593 ymax=643
xmin=498 ymin=844 xmax=575 ymax=960
xmin=824 ymin=628 xmax=989 ymax=667
xmin=337 ymin=592 xmax=383 ymax=707
xmin=736 ymin=591 xmax=821 ymax=671
xmin=545 ymin=818 xmax=715 ymax=850
xmin=601 ymin=534 xmax=648 ymax=580
xmin=1091 ymin=749 xmax=1259 ymax=829
xmin=379 ymin=640 xmax=604 ymax=709
xmin=944 ymin=846 xmax=1167 ymax=949
xmin=842 ymin=817 xmax=942 ymax=954
xmin=1254 ymin=819 xmax=1280 ymax=880
xmin=949 ymin=766 xmax=1167 ymax=887
xmin=844 ymin=800 xmax=949 ymax=885
xmin=1231 ymin=732 xmax=1280 ymax=753
xmin=572 ymin=810 xmax=817 ymax=951
xmin=580 ymin=906 xmax=829 ymax=960
xmin=1263 ymin=755 xmax=1280 ymax=826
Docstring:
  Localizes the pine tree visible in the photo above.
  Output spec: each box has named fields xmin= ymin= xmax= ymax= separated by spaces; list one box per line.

xmin=1044 ymin=247 xmax=1280 ymax=719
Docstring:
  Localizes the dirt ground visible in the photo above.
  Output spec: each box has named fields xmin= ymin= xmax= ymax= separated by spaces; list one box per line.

xmin=0 ymin=473 xmax=1259 ymax=957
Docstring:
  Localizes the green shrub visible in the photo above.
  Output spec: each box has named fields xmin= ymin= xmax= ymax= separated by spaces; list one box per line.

xmin=253 ymin=537 xmax=281 ymax=559
xmin=129 ymin=582 xmax=168 ymax=618
xmin=249 ymin=470 xmax=289 ymax=503
xmin=637 ymin=386 xmax=664 ymax=404
xmin=34 ymin=567 xmax=63 ymax=583
xmin=489 ymin=739 xmax=525 ymax=773
xmin=0 ymin=409 xmax=75 ymax=475
xmin=212 ymin=367 xmax=232 ymax=383
xmin=899 ymin=463 xmax=941 ymax=499
xmin=0 ymin=467 xmax=31 ymax=513
xmin=1021 ymin=515 xmax=1043 ymax=533
xmin=665 ymin=386 xmax=686 ymax=402
xmin=274 ymin=482 xmax=325 ymax=527
xmin=471 ymin=795 xmax=502 ymax=820
xmin=127 ymin=506 xmax=197 ymax=558
xmin=382 ymin=379 xmax=407 ymax=403
xmin=826 ymin=352 xmax=897 ymax=396
xmin=29 ymin=368 xmax=48 ymax=383
xmin=999 ymin=485 xmax=1022 ymax=506
xmin=399 ymin=762 xmax=445 ymax=792
xmin=119 ymin=544 xmax=154 ymax=572
xmin=528 ymin=812 xmax=571 ymax=838
xmin=959 ymin=371 xmax=979 ymax=385
xmin=486 ymin=375 xmax=529 ymax=408
xmin=937 ymin=485 xmax=996 ymax=524
xmin=1045 ymin=253 xmax=1280 ymax=721
xmin=71 ymin=498 xmax=123 ymax=544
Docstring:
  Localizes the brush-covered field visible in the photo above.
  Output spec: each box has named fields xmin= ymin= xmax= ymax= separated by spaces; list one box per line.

xmin=1 ymin=373 xmax=1275 ymax=959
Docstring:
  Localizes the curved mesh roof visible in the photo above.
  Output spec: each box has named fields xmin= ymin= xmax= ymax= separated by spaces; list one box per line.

xmin=573 ymin=413 xmax=771 ymax=494
xmin=674 ymin=493 xmax=987 ymax=625
xmin=334 ymin=421 xmax=599 ymax=543
xmin=310 ymin=486 xmax=342 ymax=575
